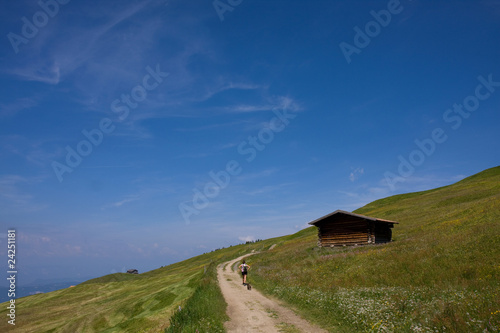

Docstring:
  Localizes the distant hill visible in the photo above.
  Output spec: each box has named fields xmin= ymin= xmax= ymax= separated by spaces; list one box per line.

xmin=1 ymin=166 xmax=498 ymax=332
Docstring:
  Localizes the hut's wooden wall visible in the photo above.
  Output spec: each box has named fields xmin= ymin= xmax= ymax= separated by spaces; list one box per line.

xmin=317 ymin=216 xmax=394 ymax=247
xmin=317 ymin=217 xmax=369 ymax=247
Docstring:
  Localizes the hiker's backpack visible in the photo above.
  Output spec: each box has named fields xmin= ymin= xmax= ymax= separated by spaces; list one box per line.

xmin=242 ymin=264 xmax=248 ymax=273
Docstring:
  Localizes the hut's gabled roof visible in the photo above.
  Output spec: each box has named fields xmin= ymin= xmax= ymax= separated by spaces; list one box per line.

xmin=308 ymin=210 xmax=398 ymax=226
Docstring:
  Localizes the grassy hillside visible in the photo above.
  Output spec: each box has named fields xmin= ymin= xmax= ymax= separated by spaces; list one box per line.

xmin=0 ymin=241 xmax=276 ymax=332
xmin=1 ymin=166 xmax=498 ymax=332
xmin=249 ymin=166 xmax=500 ymax=332
xmin=1 ymin=258 xmax=201 ymax=332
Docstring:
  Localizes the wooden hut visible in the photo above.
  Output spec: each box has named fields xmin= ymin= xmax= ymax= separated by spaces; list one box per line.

xmin=308 ymin=210 xmax=397 ymax=247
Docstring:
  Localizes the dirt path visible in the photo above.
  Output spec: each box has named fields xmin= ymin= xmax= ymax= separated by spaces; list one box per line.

xmin=217 ymin=254 xmax=328 ymax=333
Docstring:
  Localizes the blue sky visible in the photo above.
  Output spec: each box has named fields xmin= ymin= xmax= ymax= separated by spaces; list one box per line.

xmin=0 ymin=0 xmax=499 ymax=284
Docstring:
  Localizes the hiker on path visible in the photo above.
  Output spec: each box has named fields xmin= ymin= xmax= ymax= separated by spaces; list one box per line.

xmin=239 ymin=260 xmax=250 ymax=285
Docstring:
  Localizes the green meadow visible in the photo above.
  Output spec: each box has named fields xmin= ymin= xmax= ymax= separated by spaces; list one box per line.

xmin=249 ymin=166 xmax=500 ymax=332
xmin=1 ymin=257 xmax=203 ymax=332
xmin=1 ymin=166 xmax=499 ymax=332
xmin=0 ymin=237 xmax=276 ymax=332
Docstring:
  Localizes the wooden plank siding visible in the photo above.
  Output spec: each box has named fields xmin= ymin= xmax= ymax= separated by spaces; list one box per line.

xmin=309 ymin=210 xmax=397 ymax=247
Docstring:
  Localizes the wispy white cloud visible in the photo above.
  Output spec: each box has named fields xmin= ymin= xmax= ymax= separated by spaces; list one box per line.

xmin=1 ymin=135 xmax=60 ymax=167
xmin=275 ymin=95 xmax=302 ymax=112
xmin=237 ymin=168 xmax=278 ymax=182
xmin=200 ymin=82 xmax=267 ymax=102
xmin=225 ymin=104 xmax=275 ymax=113
xmin=0 ymin=96 xmax=40 ymax=117
xmin=8 ymin=62 xmax=61 ymax=85
xmin=244 ymin=183 xmax=294 ymax=196
xmin=349 ymin=167 xmax=364 ymax=182
xmin=102 ymin=195 xmax=141 ymax=210
xmin=0 ymin=174 xmax=46 ymax=208
xmin=4 ymin=1 xmax=156 ymax=86
xmin=174 ymin=120 xmax=252 ymax=133
xmin=238 ymin=235 xmax=255 ymax=242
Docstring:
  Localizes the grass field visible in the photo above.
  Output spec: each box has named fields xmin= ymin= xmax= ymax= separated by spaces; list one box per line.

xmin=0 ymin=234 xmax=275 ymax=332
xmin=1 ymin=166 xmax=498 ymax=332
xmin=0 ymin=256 xmax=204 ymax=332
xmin=249 ymin=166 xmax=500 ymax=332
xmin=164 ymin=262 xmax=227 ymax=333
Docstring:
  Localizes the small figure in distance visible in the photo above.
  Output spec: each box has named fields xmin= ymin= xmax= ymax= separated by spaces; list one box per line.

xmin=239 ymin=260 xmax=250 ymax=286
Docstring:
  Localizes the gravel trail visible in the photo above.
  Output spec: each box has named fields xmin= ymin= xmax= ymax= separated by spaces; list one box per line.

xmin=217 ymin=254 xmax=328 ymax=333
